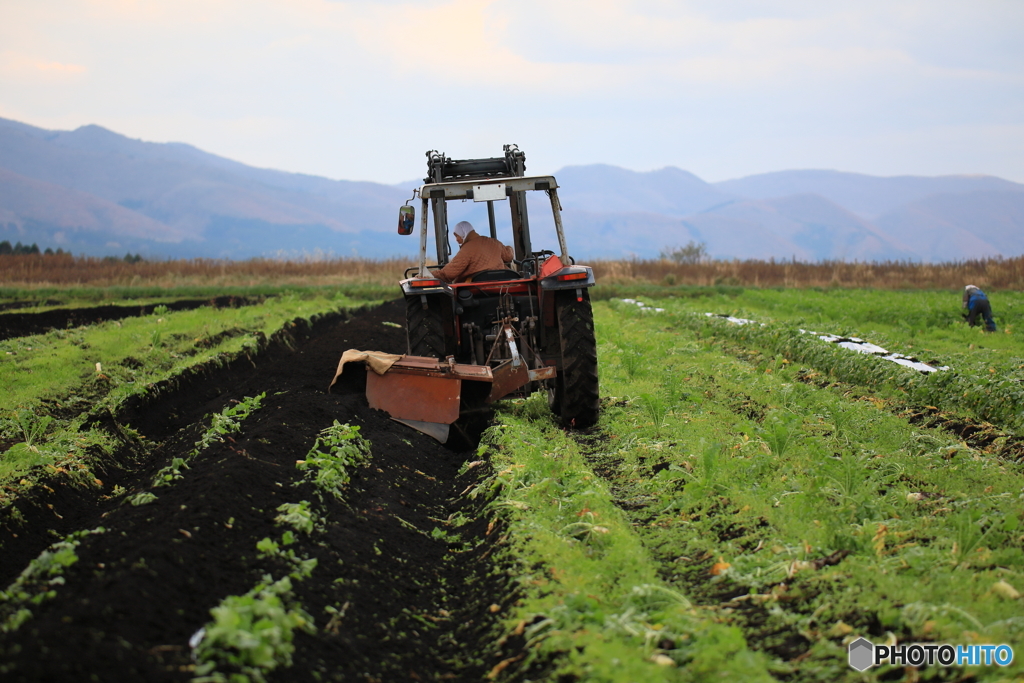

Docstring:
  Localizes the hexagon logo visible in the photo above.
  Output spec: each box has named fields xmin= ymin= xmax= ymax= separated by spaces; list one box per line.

xmin=848 ymin=637 xmax=874 ymax=671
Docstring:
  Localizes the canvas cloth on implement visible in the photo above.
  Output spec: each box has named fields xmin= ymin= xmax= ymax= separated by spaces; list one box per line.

xmin=329 ymin=349 xmax=403 ymax=391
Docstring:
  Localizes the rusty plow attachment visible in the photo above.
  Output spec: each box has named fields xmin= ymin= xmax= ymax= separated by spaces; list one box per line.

xmin=364 ymin=354 xmax=554 ymax=443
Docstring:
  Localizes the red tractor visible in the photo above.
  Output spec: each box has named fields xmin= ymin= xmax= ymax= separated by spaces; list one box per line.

xmin=367 ymin=146 xmax=598 ymax=442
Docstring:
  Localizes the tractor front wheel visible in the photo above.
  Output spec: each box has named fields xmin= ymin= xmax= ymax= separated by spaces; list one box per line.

xmin=551 ymin=290 xmax=599 ymax=427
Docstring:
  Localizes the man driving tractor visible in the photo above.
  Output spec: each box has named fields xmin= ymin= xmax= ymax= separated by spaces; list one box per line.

xmin=431 ymin=221 xmax=514 ymax=283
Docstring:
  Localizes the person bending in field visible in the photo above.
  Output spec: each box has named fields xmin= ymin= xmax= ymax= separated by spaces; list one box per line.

xmin=432 ymin=221 xmax=514 ymax=283
xmin=962 ymin=284 xmax=997 ymax=332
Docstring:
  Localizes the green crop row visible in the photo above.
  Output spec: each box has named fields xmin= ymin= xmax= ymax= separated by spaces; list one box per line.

xmin=297 ymin=421 xmax=373 ymax=501
xmin=0 ymin=292 xmax=359 ymax=411
xmin=659 ymin=309 xmax=1024 ymax=435
xmin=196 ymin=505 xmax=322 ymax=683
xmin=0 ymin=527 xmax=107 ymax=637
xmin=627 ymin=287 xmax=1024 ymax=379
xmin=192 ymin=574 xmax=316 ymax=683
xmin=582 ymin=300 xmax=1024 ymax=681
xmin=193 ymin=421 xmax=375 ymax=682
xmin=0 ymin=293 xmax=374 ymax=501
xmin=477 ymin=402 xmax=775 ymax=681
xmin=130 ymin=393 xmax=267 ymax=507
xmin=629 ymin=286 xmax=1024 ymax=342
xmin=0 ymin=282 xmax=395 ymax=306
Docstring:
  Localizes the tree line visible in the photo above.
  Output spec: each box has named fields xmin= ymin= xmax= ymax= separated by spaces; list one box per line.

xmin=0 ymin=241 xmax=144 ymax=262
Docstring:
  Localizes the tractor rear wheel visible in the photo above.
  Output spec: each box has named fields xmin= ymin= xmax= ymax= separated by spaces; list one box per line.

xmin=406 ymin=295 xmax=450 ymax=359
xmin=552 ymin=290 xmax=599 ymax=427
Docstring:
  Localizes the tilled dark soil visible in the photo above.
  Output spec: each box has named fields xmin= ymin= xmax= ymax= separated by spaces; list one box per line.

xmin=0 ymin=300 xmax=514 ymax=682
xmin=0 ymin=296 xmax=262 ymax=341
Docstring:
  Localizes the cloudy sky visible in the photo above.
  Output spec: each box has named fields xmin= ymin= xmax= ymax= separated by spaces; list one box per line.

xmin=2 ymin=0 xmax=1023 ymax=184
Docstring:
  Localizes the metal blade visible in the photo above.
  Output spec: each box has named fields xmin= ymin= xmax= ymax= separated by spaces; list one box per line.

xmin=391 ymin=418 xmax=450 ymax=443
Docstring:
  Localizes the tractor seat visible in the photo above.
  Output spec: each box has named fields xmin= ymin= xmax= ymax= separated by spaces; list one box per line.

xmin=468 ymin=269 xmax=521 ymax=282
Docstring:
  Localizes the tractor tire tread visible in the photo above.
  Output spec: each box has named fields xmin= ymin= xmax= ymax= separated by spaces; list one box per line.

xmin=555 ymin=291 xmax=600 ymax=427
xmin=406 ymin=295 xmax=448 ymax=359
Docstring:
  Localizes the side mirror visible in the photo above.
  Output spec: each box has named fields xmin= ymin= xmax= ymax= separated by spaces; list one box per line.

xmin=397 ymin=205 xmax=415 ymax=235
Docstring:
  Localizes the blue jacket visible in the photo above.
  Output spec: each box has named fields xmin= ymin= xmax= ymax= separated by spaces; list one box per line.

xmin=963 ymin=285 xmax=988 ymax=310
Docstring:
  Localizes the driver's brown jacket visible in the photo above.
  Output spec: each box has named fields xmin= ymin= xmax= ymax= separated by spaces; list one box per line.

xmin=432 ymin=232 xmax=514 ymax=283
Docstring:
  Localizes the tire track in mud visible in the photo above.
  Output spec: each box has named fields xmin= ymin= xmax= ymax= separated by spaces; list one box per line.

xmin=0 ymin=300 xmax=513 ymax=682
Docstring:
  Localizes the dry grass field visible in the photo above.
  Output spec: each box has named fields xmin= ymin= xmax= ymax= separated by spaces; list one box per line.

xmin=1 ymin=253 xmax=1022 ymax=291
xmin=593 ymin=254 xmax=1024 ymax=289
xmin=0 ymin=253 xmax=409 ymax=289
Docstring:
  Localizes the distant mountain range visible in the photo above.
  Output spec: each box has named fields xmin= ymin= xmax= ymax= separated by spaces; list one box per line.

xmin=550 ymin=166 xmax=1024 ymax=262
xmin=2 ymin=117 xmax=1023 ymax=262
